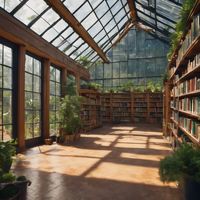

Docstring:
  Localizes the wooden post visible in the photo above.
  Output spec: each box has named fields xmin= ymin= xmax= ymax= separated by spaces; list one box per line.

xmin=147 ymin=92 xmax=150 ymax=123
xmin=61 ymin=68 xmax=67 ymax=97
xmin=42 ymin=59 xmax=50 ymax=140
xmin=76 ymin=75 xmax=80 ymax=95
xmin=17 ymin=45 xmax=26 ymax=151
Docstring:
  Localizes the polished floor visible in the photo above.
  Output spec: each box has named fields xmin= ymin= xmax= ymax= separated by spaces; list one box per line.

xmin=13 ymin=124 xmax=181 ymax=200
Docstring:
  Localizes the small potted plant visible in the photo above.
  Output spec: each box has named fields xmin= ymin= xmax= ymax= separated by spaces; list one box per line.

xmin=58 ymin=95 xmax=83 ymax=144
xmin=0 ymin=141 xmax=31 ymax=200
xmin=159 ymin=143 xmax=200 ymax=200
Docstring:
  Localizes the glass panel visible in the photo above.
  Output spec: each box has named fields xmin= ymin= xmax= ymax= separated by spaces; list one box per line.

xmin=3 ymin=90 xmax=12 ymax=124
xmin=0 ymin=43 xmax=13 ymax=141
xmin=25 ymin=54 xmax=41 ymax=139
xmin=3 ymin=67 xmax=12 ymax=89
xmin=25 ymin=55 xmax=33 ymax=73
xmin=3 ymin=46 xmax=12 ymax=67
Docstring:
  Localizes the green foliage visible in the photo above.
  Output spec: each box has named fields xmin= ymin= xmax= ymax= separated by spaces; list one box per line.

xmin=78 ymin=56 xmax=91 ymax=68
xmin=159 ymin=143 xmax=200 ymax=183
xmin=88 ymin=82 xmax=102 ymax=90
xmin=0 ymin=172 xmax=16 ymax=183
xmin=146 ymin=81 xmax=162 ymax=92
xmin=0 ymin=141 xmax=16 ymax=173
xmin=59 ymin=95 xmax=83 ymax=135
xmin=16 ymin=176 xmax=27 ymax=182
xmin=121 ymin=81 xmax=135 ymax=92
xmin=168 ymin=0 xmax=196 ymax=60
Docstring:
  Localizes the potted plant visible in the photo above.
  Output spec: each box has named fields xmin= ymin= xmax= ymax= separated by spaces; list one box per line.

xmin=159 ymin=143 xmax=200 ymax=200
xmin=0 ymin=141 xmax=31 ymax=200
xmin=58 ymin=95 xmax=83 ymax=144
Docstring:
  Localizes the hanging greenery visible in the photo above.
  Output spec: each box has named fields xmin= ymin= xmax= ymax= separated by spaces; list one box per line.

xmin=167 ymin=0 xmax=196 ymax=60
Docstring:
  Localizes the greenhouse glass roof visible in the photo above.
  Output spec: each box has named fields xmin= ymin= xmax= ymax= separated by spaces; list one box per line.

xmin=0 ymin=0 xmax=183 ymax=63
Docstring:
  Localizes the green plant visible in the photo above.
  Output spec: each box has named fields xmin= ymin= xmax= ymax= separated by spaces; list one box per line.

xmin=159 ymin=143 xmax=200 ymax=183
xmin=16 ymin=176 xmax=27 ymax=182
xmin=88 ymin=82 xmax=102 ymax=90
xmin=0 ymin=140 xmax=16 ymax=173
xmin=59 ymin=95 xmax=83 ymax=136
xmin=78 ymin=56 xmax=91 ymax=68
xmin=146 ymin=81 xmax=155 ymax=92
xmin=168 ymin=0 xmax=196 ymax=60
xmin=0 ymin=172 xmax=16 ymax=183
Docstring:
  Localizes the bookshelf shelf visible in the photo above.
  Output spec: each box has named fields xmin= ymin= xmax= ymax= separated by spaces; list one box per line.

xmin=79 ymin=89 xmax=102 ymax=131
xmin=179 ymin=125 xmax=200 ymax=146
xmin=179 ymin=110 xmax=200 ymax=120
xmin=164 ymin=1 xmax=200 ymax=147
xmin=178 ymin=90 xmax=200 ymax=98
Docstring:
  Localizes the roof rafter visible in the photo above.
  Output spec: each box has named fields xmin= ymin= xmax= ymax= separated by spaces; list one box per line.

xmin=139 ymin=18 xmax=170 ymax=39
xmin=44 ymin=0 xmax=109 ymax=63
xmin=127 ymin=0 xmax=138 ymax=22
xmin=168 ymin=0 xmax=182 ymax=7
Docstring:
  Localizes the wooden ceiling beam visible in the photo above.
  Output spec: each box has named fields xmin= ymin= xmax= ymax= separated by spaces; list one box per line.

xmin=45 ymin=0 xmax=109 ymax=63
xmin=0 ymin=9 xmax=90 ymax=80
xmin=127 ymin=0 xmax=138 ymax=22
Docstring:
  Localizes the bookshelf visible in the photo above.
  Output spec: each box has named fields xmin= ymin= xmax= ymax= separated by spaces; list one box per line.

xmin=101 ymin=92 xmax=163 ymax=124
xmin=79 ymin=89 xmax=102 ymax=131
xmin=167 ymin=1 xmax=200 ymax=147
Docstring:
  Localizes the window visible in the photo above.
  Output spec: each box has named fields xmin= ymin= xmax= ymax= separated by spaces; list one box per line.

xmin=49 ymin=66 xmax=61 ymax=136
xmin=0 ymin=43 xmax=13 ymax=141
xmin=25 ymin=54 xmax=42 ymax=139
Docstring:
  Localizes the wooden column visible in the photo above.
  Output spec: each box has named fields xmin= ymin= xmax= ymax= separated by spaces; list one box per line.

xmin=75 ymin=75 xmax=80 ymax=95
xmin=61 ymin=68 xmax=67 ymax=97
xmin=147 ymin=92 xmax=150 ymax=123
xmin=42 ymin=59 xmax=50 ymax=140
xmin=17 ymin=45 xmax=26 ymax=151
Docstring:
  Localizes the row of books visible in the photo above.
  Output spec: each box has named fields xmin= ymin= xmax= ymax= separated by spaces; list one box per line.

xmin=182 ymin=53 xmax=200 ymax=76
xmin=149 ymin=102 xmax=163 ymax=107
xmin=179 ymin=97 xmax=200 ymax=114
xmin=171 ymin=86 xmax=179 ymax=97
xmin=149 ymin=108 xmax=162 ymax=113
xmin=170 ymin=99 xmax=179 ymax=109
xmin=113 ymin=107 xmax=129 ymax=112
xmin=177 ymin=13 xmax=200 ymax=66
xmin=172 ymin=110 xmax=179 ymax=122
xmin=135 ymin=107 xmax=147 ymax=112
xmin=179 ymin=77 xmax=200 ymax=95
xmin=169 ymin=66 xmax=176 ymax=77
xmin=179 ymin=117 xmax=200 ymax=140
xmin=112 ymin=102 xmax=131 ymax=107
xmin=135 ymin=102 xmax=147 ymax=107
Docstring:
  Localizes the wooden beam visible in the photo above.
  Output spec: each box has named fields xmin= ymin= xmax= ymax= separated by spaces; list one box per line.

xmin=17 ymin=45 xmax=26 ymax=151
xmin=45 ymin=0 xmax=109 ymax=63
xmin=127 ymin=0 xmax=138 ymax=22
xmin=111 ymin=21 xmax=134 ymax=48
xmin=75 ymin=75 xmax=80 ymax=95
xmin=61 ymin=69 xmax=67 ymax=97
xmin=42 ymin=59 xmax=50 ymax=140
xmin=0 ymin=9 xmax=90 ymax=80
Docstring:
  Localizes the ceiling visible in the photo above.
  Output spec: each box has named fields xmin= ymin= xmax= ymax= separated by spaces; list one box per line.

xmin=0 ymin=0 xmax=183 ymax=63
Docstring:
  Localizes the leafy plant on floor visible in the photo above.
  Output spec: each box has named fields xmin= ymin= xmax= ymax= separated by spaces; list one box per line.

xmin=59 ymin=95 xmax=83 ymax=137
xmin=0 ymin=141 xmax=31 ymax=199
xmin=159 ymin=143 xmax=200 ymax=183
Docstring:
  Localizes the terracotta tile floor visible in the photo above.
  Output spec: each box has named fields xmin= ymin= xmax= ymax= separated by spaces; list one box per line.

xmin=13 ymin=124 xmax=181 ymax=200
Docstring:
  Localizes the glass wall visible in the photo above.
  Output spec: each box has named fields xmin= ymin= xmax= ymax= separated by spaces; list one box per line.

xmin=49 ymin=66 xmax=61 ymax=136
xmin=90 ymin=28 xmax=169 ymax=89
xmin=0 ymin=43 xmax=13 ymax=141
xmin=25 ymin=54 xmax=42 ymax=139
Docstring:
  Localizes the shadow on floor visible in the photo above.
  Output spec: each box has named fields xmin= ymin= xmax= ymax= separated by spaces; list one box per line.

xmin=15 ymin=168 xmax=181 ymax=200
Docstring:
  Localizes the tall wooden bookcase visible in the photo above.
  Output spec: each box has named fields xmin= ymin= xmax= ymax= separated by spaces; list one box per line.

xmin=101 ymin=92 xmax=163 ymax=124
xmin=166 ymin=1 xmax=200 ymax=148
xmin=79 ymin=89 xmax=102 ymax=131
